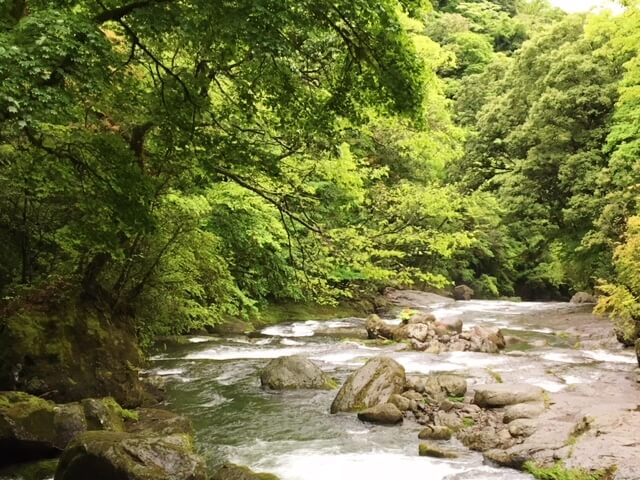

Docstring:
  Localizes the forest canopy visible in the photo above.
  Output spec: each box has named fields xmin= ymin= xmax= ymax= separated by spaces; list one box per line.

xmin=1 ymin=0 xmax=640 ymax=346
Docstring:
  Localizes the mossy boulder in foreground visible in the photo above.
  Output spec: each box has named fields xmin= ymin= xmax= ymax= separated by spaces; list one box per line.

xmin=0 ymin=392 xmax=126 ymax=467
xmin=54 ymin=431 xmax=207 ymax=480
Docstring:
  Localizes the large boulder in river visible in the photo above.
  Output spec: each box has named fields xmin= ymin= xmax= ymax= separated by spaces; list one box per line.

xmin=570 ymin=292 xmax=596 ymax=304
xmin=473 ymin=384 xmax=544 ymax=408
xmin=212 ymin=463 xmax=279 ymax=480
xmin=0 ymin=392 xmax=126 ymax=466
xmin=260 ymin=356 xmax=334 ymax=390
xmin=330 ymin=356 xmax=406 ymax=413
xmin=453 ymin=285 xmax=474 ymax=301
xmin=357 ymin=403 xmax=403 ymax=425
xmin=54 ymin=431 xmax=207 ymax=480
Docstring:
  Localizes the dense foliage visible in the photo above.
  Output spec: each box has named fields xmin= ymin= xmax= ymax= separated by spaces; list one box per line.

xmin=1 ymin=0 xmax=639 ymax=348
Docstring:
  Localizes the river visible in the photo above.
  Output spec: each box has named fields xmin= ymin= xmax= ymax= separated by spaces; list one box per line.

xmin=147 ymin=297 xmax=637 ymax=480
xmin=2 ymin=296 xmax=636 ymax=480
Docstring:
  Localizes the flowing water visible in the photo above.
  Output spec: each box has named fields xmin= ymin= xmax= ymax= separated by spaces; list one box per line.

xmin=147 ymin=299 xmax=636 ymax=480
xmin=3 ymin=299 xmax=637 ymax=480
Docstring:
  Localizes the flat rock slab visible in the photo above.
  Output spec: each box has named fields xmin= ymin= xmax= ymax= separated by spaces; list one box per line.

xmin=473 ymin=384 xmax=544 ymax=408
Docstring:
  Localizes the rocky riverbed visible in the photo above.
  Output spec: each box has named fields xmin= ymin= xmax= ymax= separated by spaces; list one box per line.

xmin=3 ymin=289 xmax=638 ymax=479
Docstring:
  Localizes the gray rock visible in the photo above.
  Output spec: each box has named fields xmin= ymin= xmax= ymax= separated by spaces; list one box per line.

xmin=473 ymin=384 xmax=544 ymax=408
xmin=330 ymin=356 xmax=406 ymax=413
xmin=431 ymin=374 xmax=467 ymax=397
xmin=503 ymin=402 xmax=545 ymax=423
xmin=388 ymin=394 xmax=411 ymax=412
xmin=419 ymin=442 xmax=458 ymax=458
xmin=457 ymin=427 xmax=504 ymax=452
xmin=483 ymin=448 xmax=527 ymax=468
xmin=402 ymin=390 xmax=424 ymax=402
xmin=453 ymin=285 xmax=474 ymax=301
xmin=54 ymin=431 xmax=207 ymax=480
xmin=469 ymin=326 xmax=505 ymax=350
xmin=434 ymin=411 xmax=463 ymax=431
xmin=211 ymin=463 xmax=279 ymax=480
xmin=418 ymin=425 xmax=452 ymax=440
xmin=508 ymin=419 xmax=537 ymax=437
xmin=260 ymin=355 xmax=334 ymax=390
xmin=357 ymin=403 xmax=403 ymax=425
xmin=570 ymin=292 xmax=596 ymax=304
xmin=405 ymin=375 xmax=427 ymax=393
xmin=406 ymin=323 xmax=430 ymax=342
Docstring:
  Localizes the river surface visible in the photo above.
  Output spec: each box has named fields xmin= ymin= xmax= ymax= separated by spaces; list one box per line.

xmin=147 ymin=299 xmax=637 ymax=480
xmin=3 ymin=298 xmax=636 ymax=480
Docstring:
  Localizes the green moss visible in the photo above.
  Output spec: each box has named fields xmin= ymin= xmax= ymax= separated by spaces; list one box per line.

xmin=0 ymin=391 xmax=54 ymax=414
xmin=103 ymin=397 xmax=139 ymax=422
xmin=418 ymin=442 xmax=458 ymax=458
xmin=447 ymin=395 xmax=465 ymax=403
xmin=324 ymin=378 xmax=340 ymax=390
xmin=524 ymin=461 xmax=616 ymax=480
xmin=462 ymin=417 xmax=475 ymax=428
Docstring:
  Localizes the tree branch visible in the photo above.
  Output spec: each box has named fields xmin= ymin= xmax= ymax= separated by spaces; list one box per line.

xmin=94 ymin=0 xmax=174 ymax=23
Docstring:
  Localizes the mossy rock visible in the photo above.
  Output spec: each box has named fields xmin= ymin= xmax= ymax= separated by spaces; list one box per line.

xmin=0 ymin=458 xmax=58 ymax=480
xmin=211 ymin=463 xmax=280 ymax=480
xmin=330 ymin=356 xmax=406 ymax=413
xmin=418 ymin=442 xmax=458 ymax=459
xmin=0 ymin=298 xmax=151 ymax=408
xmin=0 ymin=392 xmax=134 ymax=467
xmin=0 ymin=391 xmax=59 ymax=466
xmin=54 ymin=431 xmax=207 ymax=480
xmin=260 ymin=356 xmax=335 ymax=390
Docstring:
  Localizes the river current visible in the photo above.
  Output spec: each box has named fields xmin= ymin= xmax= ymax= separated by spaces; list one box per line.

xmin=3 ymin=299 xmax=636 ymax=480
xmin=148 ymin=299 xmax=636 ymax=480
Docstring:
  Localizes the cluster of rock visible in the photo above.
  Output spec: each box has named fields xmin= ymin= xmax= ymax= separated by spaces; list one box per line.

xmin=0 ymin=391 xmax=275 ymax=480
xmin=456 ymin=384 xmax=546 ymax=458
xmin=365 ymin=313 xmax=505 ymax=354
xmin=319 ymin=354 xmax=557 ymax=463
